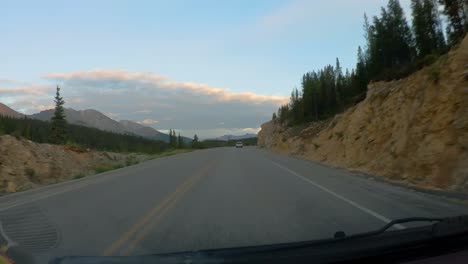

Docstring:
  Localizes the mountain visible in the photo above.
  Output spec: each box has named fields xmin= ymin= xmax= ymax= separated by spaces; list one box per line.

xmin=3 ymin=104 xmax=190 ymax=144
xmin=119 ymin=120 xmax=169 ymax=142
xmin=30 ymin=108 xmax=128 ymax=134
xmin=29 ymin=108 xmax=177 ymax=142
xmin=215 ymin=133 xmax=257 ymax=141
xmin=0 ymin=103 xmax=24 ymax=118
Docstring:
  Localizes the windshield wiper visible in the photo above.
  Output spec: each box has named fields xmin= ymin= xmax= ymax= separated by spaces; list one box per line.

xmin=334 ymin=217 xmax=443 ymax=239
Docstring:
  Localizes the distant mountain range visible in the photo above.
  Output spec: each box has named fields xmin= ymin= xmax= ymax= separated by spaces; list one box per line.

xmin=0 ymin=103 xmax=189 ymax=143
xmin=215 ymin=133 xmax=257 ymax=141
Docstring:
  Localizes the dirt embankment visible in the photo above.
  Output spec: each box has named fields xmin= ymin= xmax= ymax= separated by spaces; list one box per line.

xmin=0 ymin=135 xmax=150 ymax=194
xmin=258 ymin=36 xmax=468 ymax=193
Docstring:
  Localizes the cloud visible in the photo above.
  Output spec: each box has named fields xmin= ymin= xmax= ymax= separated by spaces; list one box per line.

xmin=0 ymin=86 xmax=51 ymax=96
xmin=0 ymin=79 xmax=32 ymax=87
xmin=4 ymin=69 xmax=286 ymax=138
xmin=106 ymin=112 xmax=120 ymax=118
xmin=241 ymin=127 xmax=261 ymax=134
xmin=134 ymin=110 xmax=152 ymax=114
xmin=137 ymin=119 xmax=159 ymax=125
xmin=37 ymin=105 xmax=54 ymax=111
xmin=44 ymin=69 xmax=288 ymax=106
xmin=179 ymin=128 xmax=261 ymax=140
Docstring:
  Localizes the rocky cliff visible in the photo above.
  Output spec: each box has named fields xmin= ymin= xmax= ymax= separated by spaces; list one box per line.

xmin=258 ymin=36 xmax=468 ymax=193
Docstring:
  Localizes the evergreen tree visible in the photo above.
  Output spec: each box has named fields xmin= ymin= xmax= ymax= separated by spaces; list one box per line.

xmin=192 ymin=134 xmax=199 ymax=148
xmin=177 ymin=133 xmax=184 ymax=149
xmin=412 ymin=0 xmax=446 ymax=57
xmin=50 ymin=86 xmax=67 ymax=144
xmin=355 ymin=46 xmax=368 ymax=93
xmin=386 ymin=0 xmax=415 ymax=66
xmin=335 ymin=58 xmax=344 ymax=110
xmin=0 ymin=115 xmax=168 ymax=154
xmin=171 ymin=130 xmax=178 ymax=148
xmin=438 ymin=0 xmax=467 ymax=44
xmin=168 ymin=129 xmax=173 ymax=146
xmin=363 ymin=13 xmax=372 ymax=59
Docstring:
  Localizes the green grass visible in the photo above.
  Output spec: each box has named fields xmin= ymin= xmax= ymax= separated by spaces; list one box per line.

xmin=73 ymin=173 xmax=86 ymax=179
xmin=149 ymin=148 xmax=193 ymax=159
xmin=94 ymin=163 xmax=124 ymax=174
xmin=90 ymin=149 xmax=192 ymax=176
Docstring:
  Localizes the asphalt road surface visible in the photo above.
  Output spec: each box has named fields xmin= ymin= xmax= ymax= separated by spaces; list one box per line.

xmin=1 ymin=147 xmax=467 ymax=263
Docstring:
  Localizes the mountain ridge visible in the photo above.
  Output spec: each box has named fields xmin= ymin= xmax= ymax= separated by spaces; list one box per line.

xmin=1 ymin=104 xmax=176 ymax=142
xmin=0 ymin=103 xmax=25 ymax=118
xmin=215 ymin=133 xmax=257 ymax=141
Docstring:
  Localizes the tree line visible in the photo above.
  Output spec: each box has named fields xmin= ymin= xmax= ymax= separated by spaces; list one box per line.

xmin=0 ymin=115 xmax=169 ymax=154
xmin=275 ymin=0 xmax=467 ymax=126
xmin=0 ymin=86 xmax=224 ymax=153
xmin=168 ymin=129 xmax=186 ymax=149
xmin=0 ymin=86 xmax=177 ymax=154
xmin=197 ymin=138 xmax=257 ymax=149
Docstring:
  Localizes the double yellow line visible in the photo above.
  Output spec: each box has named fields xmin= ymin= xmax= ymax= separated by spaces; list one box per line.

xmin=102 ymin=162 xmax=214 ymax=256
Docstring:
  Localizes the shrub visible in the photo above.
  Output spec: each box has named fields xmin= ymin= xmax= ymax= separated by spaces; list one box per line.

xmin=416 ymin=54 xmax=438 ymax=70
xmin=429 ymin=66 xmax=440 ymax=83
xmin=25 ymin=168 xmax=35 ymax=177
xmin=65 ymin=141 xmax=86 ymax=153
xmin=74 ymin=174 xmax=86 ymax=179
xmin=125 ymin=156 xmax=139 ymax=166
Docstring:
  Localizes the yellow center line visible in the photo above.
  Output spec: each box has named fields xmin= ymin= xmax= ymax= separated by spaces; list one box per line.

xmin=102 ymin=162 xmax=214 ymax=256
xmin=120 ymin=169 xmax=208 ymax=255
xmin=102 ymin=175 xmax=199 ymax=256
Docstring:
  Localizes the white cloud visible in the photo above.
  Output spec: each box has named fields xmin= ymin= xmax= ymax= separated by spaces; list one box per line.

xmin=241 ymin=127 xmax=261 ymax=134
xmin=44 ymin=69 xmax=288 ymax=106
xmin=137 ymin=119 xmax=159 ymax=125
xmin=106 ymin=112 xmax=120 ymax=118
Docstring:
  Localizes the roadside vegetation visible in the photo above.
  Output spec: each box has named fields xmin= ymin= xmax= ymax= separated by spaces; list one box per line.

xmin=274 ymin=0 xmax=467 ymax=126
xmin=198 ymin=138 xmax=257 ymax=149
xmin=0 ymin=115 xmax=169 ymax=154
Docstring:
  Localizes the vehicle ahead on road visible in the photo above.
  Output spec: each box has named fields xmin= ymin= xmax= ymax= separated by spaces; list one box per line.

xmin=235 ymin=142 xmax=243 ymax=148
xmin=6 ymin=215 xmax=468 ymax=263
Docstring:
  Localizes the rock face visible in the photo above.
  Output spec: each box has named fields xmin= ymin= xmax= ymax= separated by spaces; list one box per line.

xmin=0 ymin=135 xmax=149 ymax=194
xmin=258 ymin=36 xmax=468 ymax=193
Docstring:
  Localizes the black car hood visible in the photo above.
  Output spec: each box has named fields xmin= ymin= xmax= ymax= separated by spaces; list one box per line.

xmin=50 ymin=215 xmax=468 ymax=264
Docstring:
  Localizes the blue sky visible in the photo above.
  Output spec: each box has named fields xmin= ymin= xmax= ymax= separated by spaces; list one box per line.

xmin=1 ymin=0 xmax=411 ymax=138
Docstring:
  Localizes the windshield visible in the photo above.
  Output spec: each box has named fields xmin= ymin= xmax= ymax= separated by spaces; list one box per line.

xmin=1 ymin=0 xmax=468 ymax=263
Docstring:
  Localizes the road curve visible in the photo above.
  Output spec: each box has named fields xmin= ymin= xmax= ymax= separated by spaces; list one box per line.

xmin=0 ymin=147 xmax=467 ymax=263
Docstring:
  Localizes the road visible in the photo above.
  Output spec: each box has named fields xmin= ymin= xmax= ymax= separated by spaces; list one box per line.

xmin=1 ymin=147 xmax=467 ymax=263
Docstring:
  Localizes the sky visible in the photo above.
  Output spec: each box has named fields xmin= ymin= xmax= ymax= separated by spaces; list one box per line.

xmin=1 ymin=0 xmax=411 ymax=139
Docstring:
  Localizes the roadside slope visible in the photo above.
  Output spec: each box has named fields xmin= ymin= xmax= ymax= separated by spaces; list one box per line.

xmin=259 ymin=36 xmax=468 ymax=193
xmin=0 ymin=135 xmax=149 ymax=194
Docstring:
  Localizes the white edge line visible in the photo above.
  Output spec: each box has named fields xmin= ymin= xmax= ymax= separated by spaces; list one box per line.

xmin=0 ymin=183 xmax=90 ymax=212
xmin=270 ymin=160 xmax=405 ymax=230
